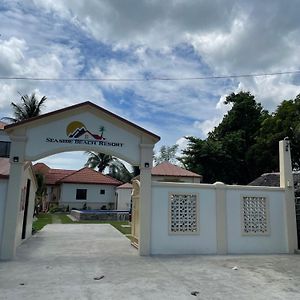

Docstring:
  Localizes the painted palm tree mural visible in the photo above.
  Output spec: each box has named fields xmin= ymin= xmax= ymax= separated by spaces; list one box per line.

xmin=99 ymin=126 xmax=105 ymax=140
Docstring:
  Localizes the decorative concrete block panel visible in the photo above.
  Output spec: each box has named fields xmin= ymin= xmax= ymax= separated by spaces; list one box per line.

xmin=241 ymin=196 xmax=269 ymax=235
xmin=169 ymin=193 xmax=199 ymax=234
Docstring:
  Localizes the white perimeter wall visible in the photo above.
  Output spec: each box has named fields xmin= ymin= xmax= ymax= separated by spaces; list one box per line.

xmin=0 ymin=179 xmax=8 ymax=247
xmin=151 ymin=182 xmax=288 ymax=255
xmin=116 ymin=188 xmax=132 ymax=210
xmin=226 ymin=187 xmax=287 ymax=253
xmin=60 ymin=183 xmax=116 ymax=209
xmin=151 ymin=184 xmax=217 ymax=254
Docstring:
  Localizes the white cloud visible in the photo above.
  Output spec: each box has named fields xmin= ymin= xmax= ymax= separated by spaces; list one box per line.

xmin=35 ymin=152 xmax=87 ymax=170
xmin=193 ymin=118 xmax=221 ymax=138
xmin=28 ymin=1 xmax=300 ymax=111
xmin=1 ymin=0 xmax=300 ymax=169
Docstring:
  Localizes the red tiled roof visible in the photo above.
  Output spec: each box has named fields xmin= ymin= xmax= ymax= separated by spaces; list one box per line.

xmin=0 ymin=121 xmax=7 ymax=130
xmin=33 ymin=163 xmax=50 ymax=175
xmin=58 ymin=167 xmax=122 ymax=185
xmin=0 ymin=158 xmax=10 ymax=178
xmin=151 ymin=162 xmax=202 ymax=178
xmin=45 ymin=169 xmax=75 ymax=185
xmin=117 ymin=183 xmax=132 ymax=189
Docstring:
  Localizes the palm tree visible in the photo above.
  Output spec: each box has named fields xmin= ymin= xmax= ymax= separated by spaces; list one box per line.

xmin=35 ymin=172 xmax=48 ymax=213
xmin=84 ymin=151 xmax=137 ymax=182
xmin=2 ymin=93 xmax=47 ymax=123
xmin=85 ymin=152 xmax=115 ymax=172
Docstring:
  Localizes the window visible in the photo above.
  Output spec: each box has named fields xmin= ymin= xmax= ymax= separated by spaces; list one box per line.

xmin=169 ymin=193 xmax=199 ymax=234
xmin=0 ymin=141 xmax=10 ymax=158
xmin=100 ymin=189 xmax=105 ymax=195
xmin=76 ymin=189 xmax=87 ymax=200
xmin=241 ymin=196 xmax=269 ymax=235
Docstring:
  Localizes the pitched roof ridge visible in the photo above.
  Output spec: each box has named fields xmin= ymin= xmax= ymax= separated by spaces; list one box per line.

xmin=102 ymin=173 xmax=123 ymax=184
xmin=152 ymin=161 xmax=202 ymax=177
xmin=56 ymin=166 xmax=122 ymax=185
xmin=48 ymin=168 xmax=75 ymax=173
xmin=56 ymin=167 xmax=86 ymax=182
xmin=117 ymin=182 xmax=133 ymax=189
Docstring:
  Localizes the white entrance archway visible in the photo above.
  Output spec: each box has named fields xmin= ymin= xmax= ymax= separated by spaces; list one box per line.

xmin=0 ymin=101 xmax=160 ymax=260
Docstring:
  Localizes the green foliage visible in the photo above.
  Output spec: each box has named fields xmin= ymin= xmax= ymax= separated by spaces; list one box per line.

xmin=2 ymin=93 xmax=47 ymax=123
xmin=85 ymin=152 xmax=114 ymax=172
xmin=154 ymin=144 xmax=179 ymax=165
xmin=180 ymin=91 xmax=300 ymax=184
xmin=32 ymin=213 xmax=53 ymax=232
xmin=255 ymin=95 xmax=300 ymax=170
xmin=35 ymin=172 xmax=47 ymax=204
xmin=84 ymin=151 xmax=138 ymax=182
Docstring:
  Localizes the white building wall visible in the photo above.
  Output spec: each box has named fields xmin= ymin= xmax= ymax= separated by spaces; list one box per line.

xmin=0 ymin=130 xmax=10 ymax=142
xmin=116 ymin=188 xmax=132 ymax=210
xmin=60 ymin=183 xmax=117 ymax=209
xmin=151 ymin=182 xmax=288 ymax=255
xmin=0 ymin=179 xmax=8 ymax=248
xmin=15 ymin=166 xmax=37 ymax=247
xmin=151 ymin=183 xmax=217 ymax=254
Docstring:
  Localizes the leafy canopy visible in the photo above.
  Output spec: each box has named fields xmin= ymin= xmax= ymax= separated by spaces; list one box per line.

xmin=154 ymin=144 xmax=179 ymax=165
xmin=180 ymin=91 xmax=300 ymax=184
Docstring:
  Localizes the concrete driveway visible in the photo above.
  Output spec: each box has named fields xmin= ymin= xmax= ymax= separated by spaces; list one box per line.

xmin=0 ymin=224 xmax=299 ymax=300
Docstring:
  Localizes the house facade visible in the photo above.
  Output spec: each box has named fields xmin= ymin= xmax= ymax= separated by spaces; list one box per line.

xmin=34 ymin=164 xmax=122 ymax=210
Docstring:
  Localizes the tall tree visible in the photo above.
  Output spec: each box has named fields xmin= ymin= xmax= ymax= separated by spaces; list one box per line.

xmin=2 ymin=93 xmax=47 ymax=123
xmin=254 ymin=94 xmax=300 ymax=170
xmin=154 ymin=144 xmax=179 ymax=165
xmin=180 ymin=92 xmax=269 ymax=184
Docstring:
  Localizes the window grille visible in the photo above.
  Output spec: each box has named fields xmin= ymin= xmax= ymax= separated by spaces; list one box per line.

xmin=242 ymin=196 xmax=269 ymax=235
xmin=169 ymin=193 xmax=199 ymax=234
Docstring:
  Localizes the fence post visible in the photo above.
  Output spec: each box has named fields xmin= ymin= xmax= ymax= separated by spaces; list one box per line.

xmin=279 ymin=139 xmax=298 ymax=253
xmin=214 ymin=182 xmax=227 ymax=254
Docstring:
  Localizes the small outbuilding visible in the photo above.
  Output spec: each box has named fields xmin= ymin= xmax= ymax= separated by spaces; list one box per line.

xmin=116 ymin=183 xmax=133 ymax=210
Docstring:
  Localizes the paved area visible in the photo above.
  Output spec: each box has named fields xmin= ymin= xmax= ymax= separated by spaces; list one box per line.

xmin=0 ymin=224 xmax=299 ymax=300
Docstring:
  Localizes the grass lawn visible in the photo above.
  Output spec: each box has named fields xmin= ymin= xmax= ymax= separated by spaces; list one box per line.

xmin=33 ymin=213 xmax=132 ymax=236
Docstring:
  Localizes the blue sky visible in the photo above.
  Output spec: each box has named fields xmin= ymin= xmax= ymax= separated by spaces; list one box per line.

xmin=0 ymin=0 xmax=300 ymax=170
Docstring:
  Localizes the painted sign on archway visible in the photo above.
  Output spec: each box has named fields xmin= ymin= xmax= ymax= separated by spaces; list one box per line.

xmin=46 ymin=121 xmax=124 ymax=148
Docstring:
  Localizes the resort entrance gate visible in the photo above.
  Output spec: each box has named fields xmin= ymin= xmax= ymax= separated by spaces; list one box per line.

xmin=0 ymin=101 xmax=160 ymax=260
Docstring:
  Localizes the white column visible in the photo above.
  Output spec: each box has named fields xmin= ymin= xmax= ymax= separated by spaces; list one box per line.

xmin=214 ymin=182 xmax=228 ymax=254
xmin=0 ymin=137 xmax=26 ymax=260
xmin=139 ymin=144 xmax=153 ymax=256
xmin=279 ymin=139 xmax=298 ymax=253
